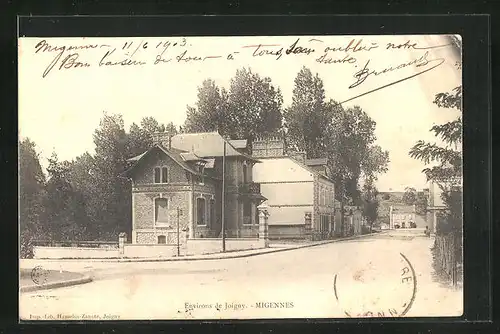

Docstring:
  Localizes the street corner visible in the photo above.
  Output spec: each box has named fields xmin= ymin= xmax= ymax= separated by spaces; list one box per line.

xmin=20 ymin=267 xmax=93 ymax=293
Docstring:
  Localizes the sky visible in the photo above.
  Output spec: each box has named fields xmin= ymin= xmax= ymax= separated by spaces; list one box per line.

xmin=18 ymin=35 xmax=461 ymax=192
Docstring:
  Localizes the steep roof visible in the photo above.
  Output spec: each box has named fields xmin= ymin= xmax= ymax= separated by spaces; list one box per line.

xmin=122 ymin=144 xmax=218 ymax=180
xmin=288 ymin=156 xmax=333 ymax=183
xmin=171 ymin=132 xmax=259 ymax=162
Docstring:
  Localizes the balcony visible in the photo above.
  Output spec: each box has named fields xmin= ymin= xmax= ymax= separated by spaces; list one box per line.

xmin=238 ymin=182 xmax=261 ymax=194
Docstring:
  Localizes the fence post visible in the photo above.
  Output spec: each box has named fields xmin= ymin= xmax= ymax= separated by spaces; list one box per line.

xmin=304 ymin=212 xmax=312 ymax=240
xmin=258 ymin=203 xmax=269 ymax=248
xmin=119 ymin=232 xmax=126 ymax=256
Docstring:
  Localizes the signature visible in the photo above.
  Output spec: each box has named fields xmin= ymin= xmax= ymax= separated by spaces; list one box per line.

xmin=339 ymin=51 xmax=445 ymax=105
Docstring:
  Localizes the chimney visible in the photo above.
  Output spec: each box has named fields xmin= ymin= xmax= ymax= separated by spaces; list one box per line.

xmin=152 ymin=131 xmax=173 ymax=149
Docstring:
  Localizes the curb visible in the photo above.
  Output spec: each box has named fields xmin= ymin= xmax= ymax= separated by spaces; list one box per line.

xmin=31 ymin=232 xmax=384 ymax=264
xmin=20 ymin=275 xmax=93 ymax=293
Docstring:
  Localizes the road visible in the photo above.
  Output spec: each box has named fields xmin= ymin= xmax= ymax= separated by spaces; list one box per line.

xmin=20 ymin=232 xmax=462 ymax=320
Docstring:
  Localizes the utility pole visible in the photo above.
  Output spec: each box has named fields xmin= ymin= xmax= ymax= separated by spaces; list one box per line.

xmin=221 ymin=140 xmax=226 ymax=252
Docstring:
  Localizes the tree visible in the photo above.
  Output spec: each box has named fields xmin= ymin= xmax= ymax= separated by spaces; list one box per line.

xmin=382 ymin=193 xmax=391 ymax=201
xmin=415 ymin=191 xmax=428 ymax=216
xmin=185 ymin=69 xmax=283 ymax=140
xmin=409 ymin=84 xmax=462 ymax=284
xmin=361 ymin=177 xmax=379 ymax=230
xmin=91 ymin=112 xmax=131 ymax=240
xmin=19 ymin=138 xmax=46 ymax=257
xmin=127 ymin=117 xmax=172 ymax=157
xmin=42 ymin=152 xmax=88 ymax=241
xmin=402 ymin=187 xmax=417 ymax=205
xmin=184 ymin=79 xmax=229 ymax=134
xmin=284 ymin=67 xmax=389 ymax=236
xmin=409 ymin=86 xmax=462 ymax=185
xmin=66 ymin=152 xmax=99 ymax=240
xmin=284 ymin=66 xmax=329 ymax=158
xmin=325 ymin=102 xmax=385 ymax=234
xmin=362 ymin=145 xmax=390 ymax=181
xmin=227 ymin=68 xmax=283 ymax=140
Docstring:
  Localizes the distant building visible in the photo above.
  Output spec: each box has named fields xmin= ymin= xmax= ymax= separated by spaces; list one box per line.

xmin=252 ymin=134 xmax=336 ymax=240
xmin=389 ymin=205 xmax=416 ymax=229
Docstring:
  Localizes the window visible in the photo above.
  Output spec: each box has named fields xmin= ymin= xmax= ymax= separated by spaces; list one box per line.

xmin=154 ymin=167 xmax=169 ymax=183
xmin=197 ymin=197 xmax=206 ymax=225
xmin=155 ymin=198 xmax=169 ymax=223
xmin=162 ymin=167 xmax=168 ymax=183
xmin=154 ymin=167 xmax=161 ymax=183
xmin=243 ymin=201 xmax=252 ymax=224
xmin=157 ymin=235 xmax=166 ymax=244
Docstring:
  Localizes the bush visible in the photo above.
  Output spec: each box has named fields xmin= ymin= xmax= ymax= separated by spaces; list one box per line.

xmin=361 ymin=225 xmax=372 ymax=235
xmin=20 ymin=229 xmax=35 ymax=259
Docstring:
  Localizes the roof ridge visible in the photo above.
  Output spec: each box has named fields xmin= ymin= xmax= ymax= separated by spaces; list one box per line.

xmin=173 ymin=131 xmax=219 ymax=136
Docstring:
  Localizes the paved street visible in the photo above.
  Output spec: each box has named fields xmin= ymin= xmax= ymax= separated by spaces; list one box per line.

xmin=20 ymin=232 xmax=462 ymax=320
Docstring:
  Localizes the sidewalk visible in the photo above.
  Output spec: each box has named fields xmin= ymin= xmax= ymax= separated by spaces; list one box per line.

xmin=20 ymin=232 xmax=382 ymax=268
xmin=19 ymin=270 xmax=93 ymax=293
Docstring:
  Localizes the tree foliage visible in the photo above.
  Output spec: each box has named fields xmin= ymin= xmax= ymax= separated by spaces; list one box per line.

xmin=402 ymin=187 xmax=417 ymax=205
xmin=284 ymin=67 xmax=390 ymax=234
xmin=361 ymin=177 xmax=379 ymax=229
xmin=19 ymin=113 xmax=171 ymax=256
xmin=19 ymin=138 xmax=46 ymax=257
xmin=284 ymin=66 xmax=329 ymax=158
xmin=410 ymin=83 xmax=462 ymax=247
xmin=184 ymin=68 xmax=283 ymax=140
xmin=409 ymin=86 xmax=462 ymax=184
xmin=43 ymin=153 xmax=88 ymax=241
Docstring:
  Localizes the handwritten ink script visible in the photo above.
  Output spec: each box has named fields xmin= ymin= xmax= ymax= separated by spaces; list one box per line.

xmin=31 ymin=37 xmax=452 ymax=100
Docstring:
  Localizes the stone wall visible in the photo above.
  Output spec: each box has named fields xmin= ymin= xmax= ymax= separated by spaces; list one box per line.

xmin=123 ymin=244 xmax=181 ymax=258
xmin=33 ymin=247 xmax=120 ymax=259
xmin=186 ymin=238 xmax=265 ymax=255
xmin=268 ymin=225 xmax=306 ymax=239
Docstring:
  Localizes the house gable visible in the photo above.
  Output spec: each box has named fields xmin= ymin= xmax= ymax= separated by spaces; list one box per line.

xmin=130 ymin=148 xmax=190 ymax=185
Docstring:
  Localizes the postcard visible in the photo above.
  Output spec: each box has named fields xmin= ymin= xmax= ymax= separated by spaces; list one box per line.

xmin=19 ymin=34 xmax=463 ymax=320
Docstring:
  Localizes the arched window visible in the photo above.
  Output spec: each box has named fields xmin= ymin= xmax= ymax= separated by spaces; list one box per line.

xmin=154 ymin=167 xmax=169 ymax=183
xmin=157 ymin=235 xmax=166 ymax=244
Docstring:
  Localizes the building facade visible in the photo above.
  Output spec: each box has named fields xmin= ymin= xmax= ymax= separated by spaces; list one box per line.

xmin=389 ymin=205 xmax=417 ymax=229
xmin=252 ymin=135 xmax=336 ymax=240
xmin=123 ymin=131 xmax=265 ymax=244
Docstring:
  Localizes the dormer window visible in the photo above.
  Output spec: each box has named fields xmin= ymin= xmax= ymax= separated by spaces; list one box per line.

xmin=154 ymin=167 xmax=169 ymax=183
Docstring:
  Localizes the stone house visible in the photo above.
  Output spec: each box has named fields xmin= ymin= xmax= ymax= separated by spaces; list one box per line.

xmin=123 ymin=131 xmax=265 ymax=244
xmin=389 ymin=205 xmax=417 ymax=229
xmin=251 ymin=135 xmax=336 ymax=240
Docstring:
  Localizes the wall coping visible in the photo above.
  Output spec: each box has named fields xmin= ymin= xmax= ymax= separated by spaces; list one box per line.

xmin=188 ymin=238 xmax=259 ymax=241
xmin=33 ymin=246 xmax=119 ymax=251
xmin=124 ymin=244 xmax=178 ymax=247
